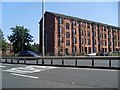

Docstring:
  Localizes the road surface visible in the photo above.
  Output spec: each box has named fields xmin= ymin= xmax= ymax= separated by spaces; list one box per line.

xmin=1 ymin=63 xmax=119 ymax=89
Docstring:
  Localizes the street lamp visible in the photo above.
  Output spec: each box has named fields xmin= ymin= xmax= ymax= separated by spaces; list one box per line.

xmin=42 ymin=0 xmax=45 ymax=57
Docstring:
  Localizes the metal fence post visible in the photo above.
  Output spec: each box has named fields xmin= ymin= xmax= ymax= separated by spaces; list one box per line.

xmin=36 ymin=59 xmax=38 ymax=64
xmin=109 ymin=59 xmax=111 ymax=67
xmin=62 ymin=59 xmax=64 ymax=65
xmin=75 ymin=59 xmax=77 ymax=66
xmin=17 ymin=59 xmax=19 ymax=64
xmin=5 ymin=59 xmax=7 ymax=63
xmin=24 ymin=59 xmax=26 ymax=64
xmin=51 ymin=59 xmax=53 ymax=65
xmin=11 ymin=59 xmax=13 ymax=63
xmin=92 ymin=59 xmax=94 ymax=66
xmin=42 ymin=59 xmax=44 ymax=65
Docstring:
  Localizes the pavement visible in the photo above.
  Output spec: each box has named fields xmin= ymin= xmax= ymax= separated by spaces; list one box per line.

xmin=1 ymin=63 xmax=119 ymax=89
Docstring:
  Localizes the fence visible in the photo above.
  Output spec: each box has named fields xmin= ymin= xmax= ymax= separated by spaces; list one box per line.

xmin=1 ymin=56 xmax=120 ymax=69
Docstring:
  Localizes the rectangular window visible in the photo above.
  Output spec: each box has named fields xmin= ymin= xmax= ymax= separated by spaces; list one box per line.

xmin=73 ymin=29 xmax=76 ymax=35
xmin=81 ymin=38 xmax=83 ymax=44
xmin=84 ymin=31 xmax=86 ymax=36
xmin=66 ymin=23 xmax=70 ymax=30
xmin=66 ymin=32 xmax=70 ymax=38
xmin=58 ymin=17 xmax=62 ymax=24
xmin=108 ymin=34 xmax=111 ymax=38
xmin=87 ymin=24 xmax=90 ymax=29
xmin=104 ymin=28 xmax=106 ymax=31
xmin=73 ymin=38 xmax=77 ymax=44
xmin=89 ymin=47 xmax=91 ymax=53
xmin=95 ymin=40 xmax=96 ymax=45
xmin=60 ymin=27 xmax=62 ymax=33
xmin=118 ymin=36 xmax=120 ymax=40
xmin=88 ymin=30 xmax=90 ymax=36
xmin=105 ymin=48 xmax=107 ymax=52
xmin=88 ymin=39 xmax=91 ymax=45
xmin=104 ymin=34 xmax=107 ymax=38
xmin=81 ymin=30 xmax=83 ymax=36
xmin=105 ymin=41 xmax=107 ymax=46
xmin=118 ymin=42 xmax=120 ymax=46
xmin=72 ymin=21 xmax=76 ymax=26
xmin=85 ymin=38 xmax=86 ymax=44
xmin=94 ymin=32 xmax=96 ymax=37
xmin=60 ymin=37 xmax=63 ymax=43
xmin=66 ymin=40 xmax=70 ymax=46
xmin=94 ymin=47 xmax=96 ymax=52
xmin=109 ymin=41 xmax=111 ymax=45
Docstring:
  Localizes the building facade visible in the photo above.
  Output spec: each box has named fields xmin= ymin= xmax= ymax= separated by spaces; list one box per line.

xmin=39 ymin=11 xmax=120 ymax=56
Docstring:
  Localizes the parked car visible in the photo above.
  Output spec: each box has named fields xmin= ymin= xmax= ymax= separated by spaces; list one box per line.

xmin=109 ymin=51 xmax=119 ymax=56
xmin=100 ymin=52 xmax=109 ymax=56
xmin=18 ymin=51 xmax=40 ymax=57
xmin=86 ymin=53 xmax=96 ymax=56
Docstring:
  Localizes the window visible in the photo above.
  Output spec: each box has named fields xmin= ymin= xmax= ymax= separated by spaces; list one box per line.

xmin=95 ymin=40 xmax=96 ymax=45
xmin=118 ymin=42 xmax=120 ymax=46
xmin=85 ymin=38 xmax=86 ymax=44
xmin=118 ymin=36 xmax=120 ymax=40
xmin=58 ymin=17 xmax=62 ymax=24
xmin=105 ymin=41 xmax=107 ymax=46
xmin=66 ymin=32 xmax=70 ymax=38
xmin=60 ymin=37 xmax=63 ymax=43
xmin=59 ymin=27 xmax=62 ymax=33
xmin=73 ymin=38 xmax=77 ymax=44
xmin=88 ymin=39 xmax=91 ymax=45
xmin=104 ymin=28 xmax=106 ymax=31
xmin=81 ymin=38 xmax=83 ymax=44
xmin=60 ymin=48 xmax=63 ymax=53
xmin=82 ymin=47 xmax=83 ymax=52
xmin=89 ymin=47 xmax=91 ymax=53
xmin=105 ymin=48 xmax=107 ymax=52
xmin=109 ymin=41 xmax=111 ymax=45
xmin=87 ymin=24 xmax=90 ymax=29
xmin=94 ymin=47 xmax=96 ymax=52
xmin=66 ymin=23 xmax=70 ymax=30
xmin=72 ymin=21 xmax=76 ymax=26
xmin=94 ymin=32 xmax=96 ymax=37
xmin=84 ymin=31 xmax=86 ymax=36
xmin=81 ymin=30 xmax=83 ymax=36
xmin=73 ymin=46 xmax=77 ymax=52
xmin=73 ymin=29 xmax=76 ymax=35
xmin=108 ymin=34 xmax=111 ymax=38
xmin=66 ymin=40 xmax=70 ymax=46
xmin=88 ymin=30 xmax=90 ymax=36
xmin=104 ymin=34 xmax=107 ymax=38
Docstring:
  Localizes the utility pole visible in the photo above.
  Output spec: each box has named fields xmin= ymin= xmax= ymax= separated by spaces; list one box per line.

xmin=42 ymin=0 xmax=45 ymax=57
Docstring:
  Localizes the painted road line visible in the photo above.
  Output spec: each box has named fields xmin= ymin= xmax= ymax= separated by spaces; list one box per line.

xmin=11 ymin=73 xmax=39 ymax=79
xmin=0 ymin=66 xmax=6 ymax=68
xmin=3 ymin=65 xmax=58 ymax=74
xmin=63 ymin=67 xmax=118 ymax=72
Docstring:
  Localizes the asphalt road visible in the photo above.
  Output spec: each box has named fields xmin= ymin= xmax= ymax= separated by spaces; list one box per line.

xmin=1 ymin=63 xmax=119 ymax=88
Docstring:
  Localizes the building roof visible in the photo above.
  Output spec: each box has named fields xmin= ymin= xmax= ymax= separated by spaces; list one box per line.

xmin=46 ymin=11 xmax=120 ymax=29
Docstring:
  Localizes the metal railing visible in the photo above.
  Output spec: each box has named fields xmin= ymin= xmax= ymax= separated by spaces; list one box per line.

xmin=1 ymin=56 xmax=120 ymax=69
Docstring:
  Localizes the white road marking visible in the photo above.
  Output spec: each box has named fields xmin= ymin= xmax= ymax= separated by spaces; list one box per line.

xmin=63 ymin=67 xmax=118 ymax=72
xmin=11 ymin=73 xmax=39 ymax=79
xmin=0 ymin=66 xmax=6 ymax=67
xmin=3 ymin=65 xmax=58 ymax=74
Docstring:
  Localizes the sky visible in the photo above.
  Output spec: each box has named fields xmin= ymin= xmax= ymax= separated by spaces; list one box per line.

xmin=1 ymin=2 xmax=118 ymax=44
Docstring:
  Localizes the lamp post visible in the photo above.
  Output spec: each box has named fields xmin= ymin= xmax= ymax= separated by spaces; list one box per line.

xmin=42 ymin=0 xmax=45 ymax=57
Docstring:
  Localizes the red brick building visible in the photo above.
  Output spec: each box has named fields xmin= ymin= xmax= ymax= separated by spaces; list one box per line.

xmin=39 ymin=11 xmax=120 ymax=56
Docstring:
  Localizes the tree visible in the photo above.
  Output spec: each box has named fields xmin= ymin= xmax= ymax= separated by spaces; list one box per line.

xmin=8 ymin=26 xmax=34 ymax=53
xmin=30 ymin=43 xmax=39 ymax=53
xmin=0 ymin=29 xmax=7 ymax=54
